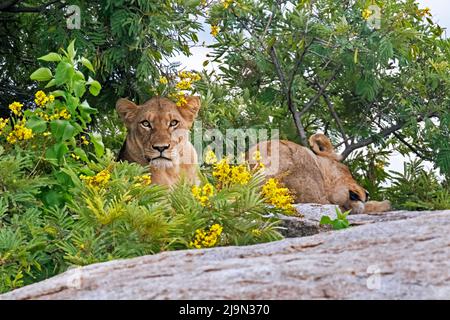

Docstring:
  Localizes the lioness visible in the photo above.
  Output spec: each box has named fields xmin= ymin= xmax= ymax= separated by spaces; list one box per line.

xmin=249 ymin=134 xmax=391 ymax=214
xmin=116 ymin=96 xmax=200 ymax=186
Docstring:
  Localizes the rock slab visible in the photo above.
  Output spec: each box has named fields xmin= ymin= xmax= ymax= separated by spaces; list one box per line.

xmin=1 ymin=210 xmax=449 ymax=300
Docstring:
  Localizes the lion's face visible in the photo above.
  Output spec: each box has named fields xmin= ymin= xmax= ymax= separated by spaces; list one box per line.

xmin=116 ymin=96 xmax=200 ymax=168
xmin=327 ymin=162 xmax=369 ymax=215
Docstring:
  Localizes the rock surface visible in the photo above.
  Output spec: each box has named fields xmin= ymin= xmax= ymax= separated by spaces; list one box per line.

xmin=1 ymin=209 xmax=449 ymax=300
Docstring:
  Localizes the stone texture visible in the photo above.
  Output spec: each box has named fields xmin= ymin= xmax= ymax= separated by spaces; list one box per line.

xmin=279 ymin=203 xmax=436 ymax=238
xmin=1 ymin=209 xmax=449 ymax=300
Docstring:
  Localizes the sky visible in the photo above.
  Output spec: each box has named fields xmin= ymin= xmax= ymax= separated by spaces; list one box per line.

xmin=172 ymin=1 xmax=449 ymax=175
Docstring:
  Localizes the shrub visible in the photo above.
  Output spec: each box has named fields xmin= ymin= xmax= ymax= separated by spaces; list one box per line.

xmin=0 ymin=41 xmax=291 ymax=294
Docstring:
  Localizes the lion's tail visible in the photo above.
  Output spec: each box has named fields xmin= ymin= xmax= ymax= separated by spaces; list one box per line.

xmin=309 ymin=133 xmax=343 ymax=161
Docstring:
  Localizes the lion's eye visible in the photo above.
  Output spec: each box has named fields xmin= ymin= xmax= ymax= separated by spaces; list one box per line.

xmin=169 ymin=120 xmax=179 ymax=127
xmin=141 ymin=120 xmax=151 ymax=128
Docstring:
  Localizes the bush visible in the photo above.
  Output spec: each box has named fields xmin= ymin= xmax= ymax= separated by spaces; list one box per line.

xmin=0 ymin=41 xmax=293 ymax=294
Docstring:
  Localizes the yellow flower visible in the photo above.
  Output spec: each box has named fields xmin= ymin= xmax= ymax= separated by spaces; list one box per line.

xmin=0 ymin=118 xmax=9 ymax=135
xmin=71 ymin=153 xmax=80 ymax=160
xmin=43 ymin=131 xmax=51 ymax=137
xmin=159 ymin=76 xmax=168 ymax=84
xmin=175 ymin=79 xmax=193 ymax=90
xmin=168 ymin=91 xmax=188 ymax=108
xmin=222 ymin=0 xmax=233 ymax=9
xmin=192 ymin=183 xmax=215 ymax=206
xmin=362 ymin=8 xmax=372 ymax=20
xmin=59 ymin=108 xmax=71 ymax=120
xmin=251 ymin=150 xmax=265 ymax=172
xmin=212 ymin=158 xmax=252 ymax=186
xmin=134 ymin=174 xmax=152 ymax=186
xmin=204 ymin=149 xmax=218 ymax=164
xmin=81 ymin=135 xmax=89 ymax=145
xmin=189 ymin=224 xmax=223 ymax=249
xmin=230 ymin=164 xmax=251 ymax=185
xmin=210 ymin=25 xmax=220 ymax=37
xmin=34 ymin=91 xmax=49 ymax=107
xmin=252 ymin=150 xmax=262 ymax=162
xmin=8 ymin=101 xmax=23 ymax=116
xmin=48 ymin=95 xmax=55 ymax=103
xmin=418 ymin=7 xmax=431 ymax=17
xmin=252 ymin=229 xmax=262 ymax=237
xmin=6 ymin=120 xmax=34 ymax=144
xmin=80 ymin=169 xmax=111 ymax=189
xmin=261 ymin=178 xmax=295 ymax=213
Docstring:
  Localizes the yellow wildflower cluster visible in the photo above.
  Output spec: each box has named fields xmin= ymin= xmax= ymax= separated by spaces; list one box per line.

xmin=362 ymin=8 xmax=372 ymax=20
xmin=71 ymin=153 xmax=80 ymax=160
xmin=81 ymin=135 xmax=89 ymax=145
xmin=210 ymin=25 xmax=220 ymax=37
xmin=189 ymin=224 xmax=223 ymax=249
xmin=212 ymin=158 xmax=252 ymax=187
xmin=36 ymin=108 xmax=71 ymax=121
xmin=204 ymin=149 xmax=218 ymax=165
xmin=0 ymin=118 xmax=8 ymax=136
xmin=222 ymin=0 xmax=233 ymax=9
xmin=261 ymin=178 xmax=295 ymax=213
xmin=192 ymin=183 xmax=214 ymax=206
xmin=418 ymin=7 xmax=431 ymax=17
xmin=168 ymin=91 xmax=188 ymax=108
xmin=80 ymin=169 xmax=111 ymax=189
xmin=159 ymin=76 xmax=168 ymax=84
xmin=8 ymin=102 xmax=23 ymax=116
xmin=34 ymin=90 xmax=54 ymax=107
xmin=251 ymin=229 xmax=262 ymax=237
xmin=251 ymin=150 xmax=265 ymax=172
xmin=134 ymin=174 xmax=152 ymax=187
xmin=166 ymin=71 xmax=201 ymax=108
xmin=6 ymin=121 xmax=34 ymax=144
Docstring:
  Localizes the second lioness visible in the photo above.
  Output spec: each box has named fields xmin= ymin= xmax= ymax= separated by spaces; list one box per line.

xmin=249 ymin=134 xmax=391 ymax=214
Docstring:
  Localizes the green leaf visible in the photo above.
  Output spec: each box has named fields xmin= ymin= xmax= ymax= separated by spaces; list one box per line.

xmin=45 ymin=79 xmax=57 ymax=88
xmin=320 ymin=216 xmax=332 ymax=225
xmin=26 ymin=117 xmax=47 ymax=134
xmin=90 ymin=132 xmax=104 ymax=157
xmin=45 ymin=142 xmax=69 ymax=164
xmin=30 ymin=68 xmax=53 ymax=81
xmin=38 ymin=52 xmax=62 ymax=62
xmin=81 ymin=57 xmax=95 ymax=73
xmin=67 ymin=40 xmax=76 ymax=60
xmin=73 ymin=80 xmax=86 ymax=98
xmin=88 ymin=80 xmax=101 ymax=96
xmin=73 ymin=147 xmax=88 ymax=162
xmin=50 ymin=120 xmax=76 ymax=141
xmin=54 ymin=62 xmax=74 ymax=85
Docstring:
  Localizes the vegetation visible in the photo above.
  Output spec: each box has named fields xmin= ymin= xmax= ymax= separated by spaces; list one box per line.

xmin=0 ymin=43 xmax=291 ymax=293
xmin=320 ymin=207 xmax=351 ymax=230
xmin=0 ymin=0 xmax=449 ymax=293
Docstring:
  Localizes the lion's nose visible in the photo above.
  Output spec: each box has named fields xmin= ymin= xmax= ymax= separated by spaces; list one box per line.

xmin=152 ymin=144 xmax=170 ymax=153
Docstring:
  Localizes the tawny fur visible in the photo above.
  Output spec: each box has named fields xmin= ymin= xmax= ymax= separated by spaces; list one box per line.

xmin=116 ymin=96 xmax=200 ymax=187
xmin=249 ymin=138 xmax=391 ymax=214
xmin=309 ymin=133 xmax=343 ymax=161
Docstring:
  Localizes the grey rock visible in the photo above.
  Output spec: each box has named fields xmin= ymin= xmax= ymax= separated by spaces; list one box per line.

xmin=1 ymin=209 xmax=449 ymax=300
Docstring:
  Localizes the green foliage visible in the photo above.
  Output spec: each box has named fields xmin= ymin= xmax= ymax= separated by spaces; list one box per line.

xmin=0 ymin=40 xmax=284 ymax=294
xmin=0 ymin=0 xmax=204 ymax=115
xmin=385 ymin=160 xmax=450 ymax=211
xmin=320 ymin=207 xmax=351 ymax=230
xmin=206 ymin=0 xmax=450 ymax=176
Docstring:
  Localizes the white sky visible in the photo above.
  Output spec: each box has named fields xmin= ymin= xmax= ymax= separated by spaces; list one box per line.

xmin=172 ymin=1 xmax=449 ymax=175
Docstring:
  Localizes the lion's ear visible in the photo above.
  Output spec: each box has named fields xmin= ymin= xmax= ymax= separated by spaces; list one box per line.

xmin=179 ymin=96 xmax=201 ymax=127
xmin=116 ymin=98 xmax=139 ymax=128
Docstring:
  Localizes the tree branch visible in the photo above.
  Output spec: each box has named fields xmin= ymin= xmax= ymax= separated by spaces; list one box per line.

xmin=323 ymin=92 xmax=349 ymax=147
xmin=299 ymin=70 xmax=338 ymax=117
xmin=340 ymin=112 xmax=439 ymax=160
xmin=269 ymin=46 xmax=308 ymax=146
